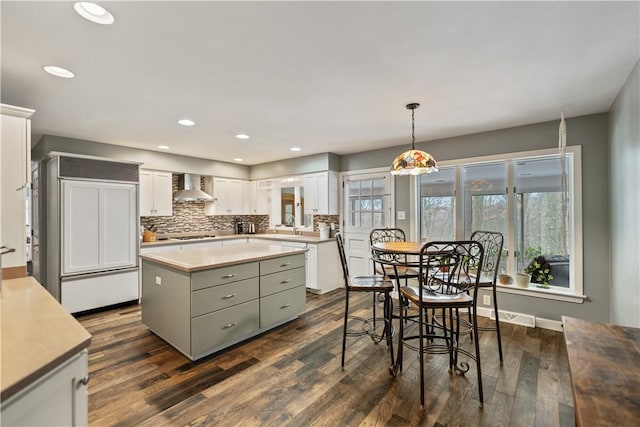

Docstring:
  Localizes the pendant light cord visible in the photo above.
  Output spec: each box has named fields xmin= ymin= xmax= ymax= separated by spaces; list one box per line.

xmin=411 ymin=107 xmax=416 ymax=149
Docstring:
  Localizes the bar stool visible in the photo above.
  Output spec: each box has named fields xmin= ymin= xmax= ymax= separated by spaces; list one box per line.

xmin=470 ymin=230 xmax=504 ymax=363
xmin=370 ymin=228 xmax=419 ymax=320
xmin=394 ymin=240 xmax=485 ymax=408
xmin=335 ymin=233 xmax=395 ymax=369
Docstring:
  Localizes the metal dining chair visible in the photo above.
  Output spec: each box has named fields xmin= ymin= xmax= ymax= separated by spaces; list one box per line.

xmin=335 ymin=233 xmax=395 ymax=369
xmin=393 ymin=240 xmax=485 ymax=408
xmin=369 ymin=228 xmax=420 ymax=320
xmin=469 ymin=230 xmax=505 ymax=363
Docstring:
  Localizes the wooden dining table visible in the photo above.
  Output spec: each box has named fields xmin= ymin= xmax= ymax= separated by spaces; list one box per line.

xmin=371 ymin=240 xmax=426 ymax=256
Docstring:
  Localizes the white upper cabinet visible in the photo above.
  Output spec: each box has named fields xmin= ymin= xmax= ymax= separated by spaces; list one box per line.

xmin=303 ymin=171 xmax=338 ymax=215
xmin=255 ymin=180 xmax=271 ymax=215
xmin=139 ymin=170 xmax=173 ymax=216
xmin=243 ymin=180 xmax=257 ymax=214
xmin=1 ymin=104 xmax=34 ymax=274
xmin=205 ymin=178 xmax=244 ymax=215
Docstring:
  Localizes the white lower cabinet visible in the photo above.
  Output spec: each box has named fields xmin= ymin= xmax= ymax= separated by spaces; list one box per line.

xmin=1 ymin=350 xmax=88 ymax=427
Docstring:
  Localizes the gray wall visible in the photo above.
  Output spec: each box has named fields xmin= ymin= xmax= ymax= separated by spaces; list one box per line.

xmin=32 ymin=135 xmax=250 ymax=179
xmin=249 ymin=152 xmax=338 ymax=180
xmin=340 ymin=113 xmax=611 ymax=323
xmin=609 ymin=60 xmax=640 ymax=328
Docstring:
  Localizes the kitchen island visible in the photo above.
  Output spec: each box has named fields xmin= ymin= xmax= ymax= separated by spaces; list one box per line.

xmin=140 ymin=243 xmax=307 ymax=360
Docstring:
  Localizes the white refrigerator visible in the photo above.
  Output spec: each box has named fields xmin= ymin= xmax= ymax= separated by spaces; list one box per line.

xmin=45 ymin=153 xmax=139 ymax=313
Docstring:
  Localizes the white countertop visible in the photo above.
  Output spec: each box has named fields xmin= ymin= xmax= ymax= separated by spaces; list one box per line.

xmin=140 ymin=233 xmax=335 ymax=249
xmin=140 ymin=243 xmax=307 ymax=272
xmin=0 ymin=277 xmax=92 ymax=400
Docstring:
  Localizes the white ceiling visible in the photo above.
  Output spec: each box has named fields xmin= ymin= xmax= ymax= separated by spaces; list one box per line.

xmin=2 ymin=1 xmax=638 ymax=165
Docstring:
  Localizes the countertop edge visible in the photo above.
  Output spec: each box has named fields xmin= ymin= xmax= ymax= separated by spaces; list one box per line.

xmin=1 ymin=277 xmax=92 ymax=402
xmin=1 ymin=337 xmax=91 ymax=401
xmin=140 ymin=233 xmax=335 ymax=248
xmin=140 ymin=245 xmax=308 ymax=272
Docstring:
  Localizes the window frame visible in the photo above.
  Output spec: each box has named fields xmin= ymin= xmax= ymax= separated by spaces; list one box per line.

xmin=413 ymin=146 xmax=585 ymax=303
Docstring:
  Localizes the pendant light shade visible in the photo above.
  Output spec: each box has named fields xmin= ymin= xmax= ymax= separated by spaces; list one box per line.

xmin=390 ymin=103 xmax=438 ymax=175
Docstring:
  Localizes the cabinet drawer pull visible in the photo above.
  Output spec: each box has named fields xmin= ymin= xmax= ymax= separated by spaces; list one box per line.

xmin=280 ymin=262 xmax=291 ymax=267
xmin=280 ymin=279 xmax=291 ymax=284
xmin=222 ymin=293 xmax=237 ymax=300
xmin=223 ymin=322 xmax=238 ymax=329
xmin=78 ymin=376 xmax=90 ymax=386
xmin=222 ymin=273 xmax=237 ymax=279
xmin=280 ymin=303 xmax=291 ymax=309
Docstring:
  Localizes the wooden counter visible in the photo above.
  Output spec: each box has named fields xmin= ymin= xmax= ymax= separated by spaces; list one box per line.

xmin=562 ymin=316 xmax=640 ymax=426
xmin=1 ymin=277 xmax=92 ymax=400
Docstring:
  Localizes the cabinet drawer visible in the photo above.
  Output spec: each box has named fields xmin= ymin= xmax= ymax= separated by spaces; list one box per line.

xmin=260 ymin=286 xmax=305 ymax=328
xmin=260 ymin=254 xmax=305 ymax=275
xmin=191 ymin=262 xmax=259 ymax=290
xmin=191 ymin=300 xmax=259 ymax=356
xmin=261 ymin=267 xmax=305 ymax=297
xmin=191 ymin=277 xmax=259 ymax=317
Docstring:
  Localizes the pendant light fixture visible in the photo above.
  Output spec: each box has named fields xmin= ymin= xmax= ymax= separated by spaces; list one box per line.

xmin=390 ymin=103 xmax=438 ymax=175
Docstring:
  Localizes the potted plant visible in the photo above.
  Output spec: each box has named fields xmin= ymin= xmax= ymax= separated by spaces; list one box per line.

xmin=515 ymin=271 xmax=530 ymax=288
xmin=524 ymin=256 xmax=554 ymax=289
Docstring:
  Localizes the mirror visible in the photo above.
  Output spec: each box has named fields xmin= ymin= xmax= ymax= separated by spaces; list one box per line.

xmin=281 ymin=187 xmax=295 ymax=225
xmin=280 ymin=185 xmax=304 ymax=226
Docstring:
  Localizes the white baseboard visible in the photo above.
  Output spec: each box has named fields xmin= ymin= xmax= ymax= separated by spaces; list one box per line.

xmin=476 ymin=307 xmax=562 ymax=331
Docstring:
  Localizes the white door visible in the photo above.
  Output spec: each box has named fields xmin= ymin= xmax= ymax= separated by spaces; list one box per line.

xmin=341 ymin=171 xmax=393 ymax=276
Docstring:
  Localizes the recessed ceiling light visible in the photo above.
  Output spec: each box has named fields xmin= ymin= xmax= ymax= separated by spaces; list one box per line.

xmin=235 ymin=134 xmax=250 ymax=139
xmin=178 ymin=119 xmax=195 ymax=126
xmin=233 ymin=158 xmax=244 ymax=162
xmin=290 ymin=147 xmax=301 ymax=152
xmin=157 ymin=145 xmax=170 ymax=150
xmin=43 ymin=65 xmax=75 ymax=78
xmin=74 ymin=2 xmax=115 ymax=25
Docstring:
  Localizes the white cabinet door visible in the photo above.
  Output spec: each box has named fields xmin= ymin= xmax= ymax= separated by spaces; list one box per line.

xmin=243 ymin=181 xmax=257 ymax=214
xmin=139 ymin=170 xmax=172 ymax=216
xmin=1 ymin=350 xmax=88 ymax=427
xmin=139 ymin=170 xmax=154 ymax=216
xmin=152 ymin=172 xmax=173 ymax=216
xmin=62 ymin=180 xmax=137 ymax=275
xmin=227 ymin=180 xmax=244 ymax=214
xmin=305 ymin=243 xmax=318 ymax=290
xmin=255 ymin=180 xmax=271 ymax=215
xmin=303 ymin=174 xmax=319 ymax=214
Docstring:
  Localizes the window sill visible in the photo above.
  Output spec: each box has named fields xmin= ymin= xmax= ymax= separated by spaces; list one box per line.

xmin=496 ymin=284 xmax=586 ymax=304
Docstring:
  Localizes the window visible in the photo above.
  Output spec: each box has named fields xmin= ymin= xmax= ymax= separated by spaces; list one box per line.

xmin=515 ymin=155 xmax=572 ymax=288
xmin=417 ymin=147 xmax=582 ymax=300
xmin=419 ymin=166 xmax=455 ymax=241
xmin=346 ymin=177 xmax=388 ymax=229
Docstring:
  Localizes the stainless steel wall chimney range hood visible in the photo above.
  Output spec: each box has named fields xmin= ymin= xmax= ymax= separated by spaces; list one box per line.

xmin=174 ymin=174 xmax=214 ymax=201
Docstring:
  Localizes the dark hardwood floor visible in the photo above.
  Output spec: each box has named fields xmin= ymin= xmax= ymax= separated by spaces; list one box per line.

xmin=77 ymin=290 xmax=575 ymax=426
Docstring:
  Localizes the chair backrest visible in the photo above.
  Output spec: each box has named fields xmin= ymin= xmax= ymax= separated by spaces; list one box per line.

xmin=370 ymin=228 xmax=410 ymax=266
xmin=335 ymin=233 xmax=349 ymax=286
xmin=470 ymin=230 xmax=504 ymax=284
xmin=369 ymin=228 xmax=406 ymax=245
xmin=419 ymin=240 xmax=484 ymax=297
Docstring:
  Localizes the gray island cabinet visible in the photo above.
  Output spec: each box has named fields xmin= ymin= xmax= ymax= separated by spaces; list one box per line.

xmin=140 ymin=244 xmax=306 ymax=360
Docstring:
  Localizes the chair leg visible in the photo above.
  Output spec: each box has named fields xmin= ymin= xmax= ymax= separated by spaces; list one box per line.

xmin=493 ymin=286 xmax=503 ymax=363
xmin=384 ymin=293 xmax=394 ymax=368
xmin=341 ymin=289 xmax=349 ymax=369
xmin=472 ymin=307 xmax=484 ymax=407
xmin=419 ymin=303 xmax=425 ymax=408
